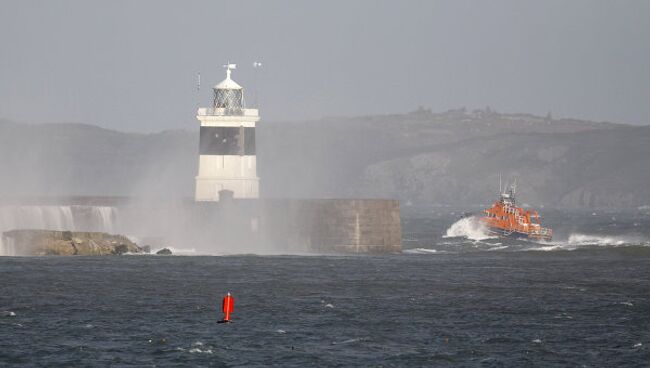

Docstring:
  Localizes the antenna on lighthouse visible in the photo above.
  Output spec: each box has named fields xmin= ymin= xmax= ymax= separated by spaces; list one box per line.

xmin=196 ymin=72 xmax=201 ymax=109
xmin=223 ymin=63 xmax=237 ymax=79
xmin=253 ymin=61 xmax=262 ymax=107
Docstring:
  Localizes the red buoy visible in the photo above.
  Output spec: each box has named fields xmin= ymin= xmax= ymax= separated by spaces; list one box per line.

xmin=220 ymin=292 xmax=234 ymax=323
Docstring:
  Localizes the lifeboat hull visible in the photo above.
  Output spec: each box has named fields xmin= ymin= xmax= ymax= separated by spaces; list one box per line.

xmin=485 ymin=225 xmax=552 ymax=242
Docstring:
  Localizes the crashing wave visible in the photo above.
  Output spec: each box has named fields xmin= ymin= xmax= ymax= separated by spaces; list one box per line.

xmin=443 ymin=216 xmax=496 ymax=241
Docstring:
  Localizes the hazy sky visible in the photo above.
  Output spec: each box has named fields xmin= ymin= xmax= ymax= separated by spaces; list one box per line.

xmin=1 ymin=0 xmax=649 ymax=132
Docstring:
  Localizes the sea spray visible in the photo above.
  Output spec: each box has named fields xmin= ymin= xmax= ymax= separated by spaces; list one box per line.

xmin=91 ymin=206 xmax=117 ymax=233
xmin=0 ymin=206 xmax=119 ymax=255
xmin=443 ymin=216 xmax=495 ymax=241
xmin=0 ymin=206 xmax=77 ymax=232
xmin=0 ymin=234 xmax=15 ymax=256
xmin=525 ymin=233 xmax=649 ymax=252
xmin=566 ymin=233 xmax=647 ymax=247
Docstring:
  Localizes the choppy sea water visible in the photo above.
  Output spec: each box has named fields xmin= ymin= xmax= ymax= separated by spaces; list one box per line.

xmin=402 ymin=206 xmax=650 ymax=254
xmin=2 ymin=208 xmax=650 ymax=366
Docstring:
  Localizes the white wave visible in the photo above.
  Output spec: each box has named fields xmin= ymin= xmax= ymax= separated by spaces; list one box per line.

xmin=403 ymin=248 xmax=439 ymax=254
xmin=486 ymin=245 xmax=510 ymax=251
xmin=332 ymin=337 xmax=365 ymax=345
xmin=188 ymin=347 xmax=213 ymax=354
xmin=443 ymin=216 xmax=495 ymax=241
xmin=553 ymin=313 xmax=574 ymax=319
xmin=567 ymin=233 xmax=646 ymax=247
xmin=523 ymin=233 xmax=648 ymax=252
xmin=187 ymin=341 xmax=213 ymax=354
xmin=531 ymin=245 xmax=570 ymax=252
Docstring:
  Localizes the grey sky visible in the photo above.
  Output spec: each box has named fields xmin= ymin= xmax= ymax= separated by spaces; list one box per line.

xmin=1 ymin=0 xmax=649 ymax=132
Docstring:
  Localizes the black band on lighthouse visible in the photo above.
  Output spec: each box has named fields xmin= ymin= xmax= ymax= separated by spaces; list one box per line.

xmin=200 ymin=126 xmax=255 ymax=155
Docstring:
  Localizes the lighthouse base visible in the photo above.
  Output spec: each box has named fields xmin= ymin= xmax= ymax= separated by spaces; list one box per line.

xmin=195 ymin=177 xmax=260 ymax=201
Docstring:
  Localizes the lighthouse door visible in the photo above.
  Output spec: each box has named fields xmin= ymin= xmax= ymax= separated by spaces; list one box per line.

xmin=214 ymin=184 xmax=224 ymax=200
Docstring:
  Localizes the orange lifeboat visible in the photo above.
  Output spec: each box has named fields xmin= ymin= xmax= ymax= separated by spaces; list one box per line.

xmin=481 ymin=181 xmax=552 ymax=241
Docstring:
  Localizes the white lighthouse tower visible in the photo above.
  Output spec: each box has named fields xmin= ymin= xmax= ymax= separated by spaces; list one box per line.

xmin=194 ymin=64 xmax=260 ymax=201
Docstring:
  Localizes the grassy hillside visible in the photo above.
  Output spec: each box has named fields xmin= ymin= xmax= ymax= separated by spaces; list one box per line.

xmin=1 ymin=109 xmax=647 ymax=208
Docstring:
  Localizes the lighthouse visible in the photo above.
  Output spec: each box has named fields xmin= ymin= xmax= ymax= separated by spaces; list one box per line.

xmin=194 ymin=64 xmax=260 ymax=201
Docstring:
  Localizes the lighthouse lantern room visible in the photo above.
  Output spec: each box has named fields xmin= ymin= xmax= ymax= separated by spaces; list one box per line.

xmin=194 ymin=64 xmax=260 ymax=201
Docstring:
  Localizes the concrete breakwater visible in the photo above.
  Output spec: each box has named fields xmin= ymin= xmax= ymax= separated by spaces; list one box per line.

xmin=0 ymin=198 xmax=401 ymax=255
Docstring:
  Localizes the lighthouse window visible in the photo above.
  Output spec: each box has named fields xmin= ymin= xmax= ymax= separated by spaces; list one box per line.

xmin=200 ymin=127 xmax=239 ymax=154
xmin=200 ymin=126 xmax=256 ymax=155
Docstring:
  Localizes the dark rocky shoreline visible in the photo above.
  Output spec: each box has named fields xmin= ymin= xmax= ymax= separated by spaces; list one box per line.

xmin=1 ymin=230 xmax=142 ymax=256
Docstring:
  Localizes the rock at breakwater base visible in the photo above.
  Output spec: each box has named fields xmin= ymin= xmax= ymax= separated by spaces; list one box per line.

xmin=156 ymin=248 xmax=172 ymax=255
xmin=1 ymin=229 xmax=141 ymax=256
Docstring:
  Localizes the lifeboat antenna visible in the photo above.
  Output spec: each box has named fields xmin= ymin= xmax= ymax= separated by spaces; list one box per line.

xmin=499 ymin=173 xmax=502 ymax=195
xmin=510 ymin=178 xmax=518 ymax=205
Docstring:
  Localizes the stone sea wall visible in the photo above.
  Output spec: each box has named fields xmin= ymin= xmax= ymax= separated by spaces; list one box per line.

xmin=260 ymin=199 xmax=402 ymax=254
xmin=0 ymin=198 xmax=402 ymax=255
